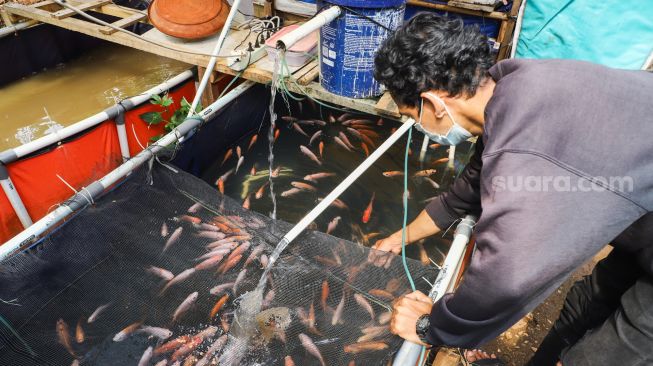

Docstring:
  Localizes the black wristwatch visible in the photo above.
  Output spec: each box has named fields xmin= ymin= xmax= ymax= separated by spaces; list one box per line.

xmin=415 ymin=314 xmax=431 ymax=345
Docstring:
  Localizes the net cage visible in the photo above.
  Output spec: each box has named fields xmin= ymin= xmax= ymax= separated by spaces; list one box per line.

xmin=0 ymin=161 xmax=437 ymax=365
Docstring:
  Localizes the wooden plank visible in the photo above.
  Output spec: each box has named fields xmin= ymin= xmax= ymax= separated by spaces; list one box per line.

xmin=449 ymin=0 xmax=500 ymax=13
xmin=285 ymin=81 xmax=402 ymax=118
xmin=374 ymin=92 xmax=400 ymax=118
xmin=32 ymin=1 xmax=56 ymax=8
xmin=0 ymin=8 xmax=15 ymax=27
xmin=496 ymin=0 xmax=521 ymax=60
xmin=297 ymin=63 xmax=319 ymax=85
xmin=407 ymin=0 xmax=507 ymax=20
xmin=99 ymin=12 xmax=146 ymax=35
xmin=98 ymin=3 xmax=147 ymax=20
xmin=52 ymin=0 xmax=111 ymax=19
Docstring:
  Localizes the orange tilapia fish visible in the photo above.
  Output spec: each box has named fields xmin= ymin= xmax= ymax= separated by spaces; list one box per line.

xmin=291 ymin=181 xmax=317 ymax=192
xmin=362 ymin=192 xmax=375 ymax=224
xmin=357 ymin=129 xmax=379 ymax=139
xmin=236 ymin=146 xmax=242 ymax=159
xmin=358 ymin=133 xmax=376 ymax=149
xmin=320 ymin=280 xmax=329 ymax=310
xmin=369 ymin=289 xmax=394 ymax=300
xmin=382 ymin=171 xmax=403 ymax=177
xmin=250 ymin=165 xmax=257 ymax=176
xmin=209 ymin=294 xmax=229 ymax=320
xmin=217 ymin=178 xmax=225 ymax=194
xmin=303 ymin=172 xmax=335 ymax=182
xmin=255 ymin=182 xmax=269 ymax=199
xmin=154 ymin=335 xmax=192 ymax=355
xmin=361 ymin=142 xmax=370 ymax=157
xmin=248 ymin=135 xmax=258 ymax=151
xmin=113 ymin=321 xmax=143 ymax=342
xmin=271 ymin=166 xmax=282 ymax=178
xmin=344 ymin=341 xmax=388 ymax=353
xmin=319 ymin=141 xmax=324 ymax=158
xmin=429 ymin=143 xmax=441 ymax=149
xmin=220 ymin=148 xmax=233 ymax=166
xmin=285 ymin=356 xmax=296 ymax=366
xmin=414 ymin=169 xmax=437 ymax=178
xmin=56 ymin=318 xmax=77 ymax=357
xmin=171 ymin=336 xmax=203 ymax=361
xmin=75 ymin=319 xmax=85 ymax=343
xmin=300 ymin=145 xmax=322 ymax=165
xmin=217 ymin=254 xmax=243 ymax=274
xmin=432 ymin=157 xmax=450 ymax=165
xmin=274 ymin=128 xmax=280 ymax=142
xmin=242 ymin=194 xmax=251 ymax=209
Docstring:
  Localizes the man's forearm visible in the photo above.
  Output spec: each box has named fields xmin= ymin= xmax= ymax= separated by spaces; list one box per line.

xmin=389 ymin=209 xmax=441 ymax=244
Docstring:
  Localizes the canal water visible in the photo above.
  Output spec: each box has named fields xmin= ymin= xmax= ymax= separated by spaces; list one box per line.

xmin=0 ymin=43 xmax=189 ymax=151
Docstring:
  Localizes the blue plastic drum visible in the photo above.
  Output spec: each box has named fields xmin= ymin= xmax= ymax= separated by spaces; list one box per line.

xmin=318 ymin=0 xmax=406 ymax=99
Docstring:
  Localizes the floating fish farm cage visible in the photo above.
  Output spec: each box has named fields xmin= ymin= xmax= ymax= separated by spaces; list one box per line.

xmin=0 ymin=73 xmax=477 ymax=365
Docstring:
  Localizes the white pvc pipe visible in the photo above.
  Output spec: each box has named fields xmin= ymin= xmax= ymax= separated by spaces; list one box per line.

xmin=6 ymin=70 xmax=193 ymax=160
xmin=0 ymin=177 xmax=33 ymax=228
xmin=280 ymin=118 xmax=415 ymax=246
xmin=276 ymin=5 xmax=341 ymax=50
xmin=188 ymin=0 xmax=244 ymax=117
xmin=116 ymin=123 xmax=130 ymax=161
xmin=0 ymin=20 xmax=37 ymax=38
xmin=447 ymin=144 xmax=455 ymax=169
xmin=510 ymin=0 xmax=526 ymax=59
xmin=393 ymin=215 xmax=476 ymax=366
xmin=642 ymin=50 xmax=653 ymax=70
xmin=0 ymin=81 xmax=255 ymax=260
xmin=418 ymin=134 xmax=429 ymax=163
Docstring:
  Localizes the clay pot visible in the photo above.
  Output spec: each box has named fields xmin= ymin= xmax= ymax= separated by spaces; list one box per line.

xmin=148 ymin=0 xmax=230 ymax=40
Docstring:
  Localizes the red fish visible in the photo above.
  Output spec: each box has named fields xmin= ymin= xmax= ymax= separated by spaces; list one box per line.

xmin=432 ymin=157 xmax=450 ymax=165
xmin=309 ymin=130 xmax=322 ymax=145
xmin=75 ymin=319 xmax=85 ymax=343
xmin=299 ymin=333 xmax=326 ymax=366
xmin=291 ymin=181 xmax=317 ymax=191
xmin=220 ymin=149 xmax=233 ymax=166
xmin=274 ymin=128 xmax=280 ymax=142
xmin=217 ymin=254 xmax=243 ymax=274
xmin=319 ymin=141 xmax=324 ymax=158
xmin=209 ymin=294 xmax=229 ymax=320
xmin=154 ymin=335 xmax=191 ymax=355
xmin=303 ymin=172 xmax=335 ymax=182
xmin=248 ymin=135 xmax=258 ymax=151
xmin=171 ymin=336 xmax=203 ymax=361
xmin=250 ymin=165 xmax=257 ymax=175
xmin=255 ymin=182 xmax=269 ymax=199
xmin=357 ymin=129 xmax=379 ymax=139
xmin=281 ymin=188 xmax=302 ymax=197
xmin=113 ymin=321 xmax=143 ymax=342
xmin=414 ymin=169 xmax=437 ymax=178
xmin=362 ymin=192 xmax=375 ymax=224
xmin=333 ymin=136 xmax=352 ymax=152
xmin=429 ymin=143 xmax=441 ymax=149
xmin=338 ymin=132 xmax=356 ymax=150
xmin=56 ymin=319 xmax=77 ymax=357
xmin=344 ymin=341 xmax=388 ymax=353
xmin=382 ymin=171 xmax=403 ymax=178
xmin=320 ymin=280 xmax=329 ymax=310
xmin=194 ymin=254 xmax=225 ymax=271
xmin=172 ymin=292 xmax=198 ymax=323
xmin=217 ymin=179 xmax=225 ymax=194
xmin=361 ymin=143 xmax=369 ymax=157
xmin=242 ymin=194 xmax=251 ymax=209
xmin=326 ymin=216 xmax=341 ymax=235
xmin=236 ymin=146 xmax=242 ymax=159
xmin=292 ymin=123 xmax=309 ymax=137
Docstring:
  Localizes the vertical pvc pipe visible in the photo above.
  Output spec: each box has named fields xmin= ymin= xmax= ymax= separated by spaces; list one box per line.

xmin=447 ymin=144 xmax=455 ymax=170
xmin=114 ymin=108 xmax=131 ymax=162
xmin=0 ymin=165 xmax=32 ymax=228
xmin=392 ymin=215 xmax=477 ymax=366
xmin=188 ymin=0 xmax=244 ymax=116
xmin=510 ymin=0 xmax=526 ymax=59
xmin=418 ymin=134 xmax=429 ymax=163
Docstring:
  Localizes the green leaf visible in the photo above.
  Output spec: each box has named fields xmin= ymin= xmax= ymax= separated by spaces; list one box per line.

xmin=149 ymin=134 xmax=163 ymax=142
xmin=161 ymin=95 xmax=173 ymax=107
xmin=150 ymin=94 xmax=162 ymax=105
xmin=140 ymin=111 xmax=163 ymax=125
xmin=195 ymin=103 xmax=202 ymax=113
xmin=180 ymin=97 xmax=191 ymax=109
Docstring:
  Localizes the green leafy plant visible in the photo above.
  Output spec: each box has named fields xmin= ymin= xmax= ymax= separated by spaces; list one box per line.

xmin=139 ymin=94 xmax=201 ymax=141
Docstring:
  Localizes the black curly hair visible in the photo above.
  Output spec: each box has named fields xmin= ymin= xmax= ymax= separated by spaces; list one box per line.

xmin=374 ymin=13 xmax=493 ymax=108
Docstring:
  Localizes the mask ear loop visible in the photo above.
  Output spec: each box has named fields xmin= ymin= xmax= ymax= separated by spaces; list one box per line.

xmin=418 ymin=97 xmax=425 ymax=125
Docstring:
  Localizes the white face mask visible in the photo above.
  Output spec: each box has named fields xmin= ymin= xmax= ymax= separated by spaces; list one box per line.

xmin=414 ymin=93 xmax=472 ymax=146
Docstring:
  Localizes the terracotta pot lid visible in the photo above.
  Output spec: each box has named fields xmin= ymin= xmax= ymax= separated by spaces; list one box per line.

xmin=148 ymin=0 xmax=229 ymax=40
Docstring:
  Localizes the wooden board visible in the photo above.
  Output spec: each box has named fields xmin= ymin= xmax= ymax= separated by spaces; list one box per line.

xmin=407 ymin=0 xmax=508 ymax=20
xmin=99 ymin=12 xmax=146 ymax=34
xmin=448 ymin=0 xmax=500 ymax=13
xmin=52 ymin=0 xmax=111 ymax=19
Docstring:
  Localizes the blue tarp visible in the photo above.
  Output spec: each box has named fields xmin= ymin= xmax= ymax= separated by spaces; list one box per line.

xmin=515 ymin=0 xmax=653 ymax=69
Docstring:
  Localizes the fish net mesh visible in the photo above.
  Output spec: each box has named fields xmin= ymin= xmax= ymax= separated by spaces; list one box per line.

xmin=0 ymin=160 xmax=437 ymax=365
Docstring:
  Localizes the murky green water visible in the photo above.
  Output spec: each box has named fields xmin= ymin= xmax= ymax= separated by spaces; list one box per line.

xmin=0 ymin=43 xmax=189 ymax=151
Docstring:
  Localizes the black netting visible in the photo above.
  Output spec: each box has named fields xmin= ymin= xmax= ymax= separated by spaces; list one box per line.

xmin=0 ymin=162 xmax=437 ymax=366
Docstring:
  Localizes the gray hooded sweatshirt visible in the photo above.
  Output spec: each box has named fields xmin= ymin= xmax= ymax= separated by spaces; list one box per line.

xmin=424 ymin=58 xmax=653 ymax=347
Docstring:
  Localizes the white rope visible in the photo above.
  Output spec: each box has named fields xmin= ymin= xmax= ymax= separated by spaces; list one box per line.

xmin=56 ymin=174 xmax=94 ymax=206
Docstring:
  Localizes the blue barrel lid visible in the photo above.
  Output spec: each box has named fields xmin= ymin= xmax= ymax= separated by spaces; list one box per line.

xmin=322 ymin=0 xmax=405 ymax=9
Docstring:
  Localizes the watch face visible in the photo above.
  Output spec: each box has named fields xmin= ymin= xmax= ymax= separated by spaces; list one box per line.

xmin=417 ymin=314 xmax=430 ymax=335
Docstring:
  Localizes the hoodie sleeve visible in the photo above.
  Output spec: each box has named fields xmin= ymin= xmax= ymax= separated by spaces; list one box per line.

xmin=425 ymin=139 xmax=484 ymax=231
xmin=424 ymin=151 xmax=646 ymax=348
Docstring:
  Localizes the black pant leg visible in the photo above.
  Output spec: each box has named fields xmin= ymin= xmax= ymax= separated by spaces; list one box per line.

xmin=527 ymin=248 xmax=643 ymax=366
